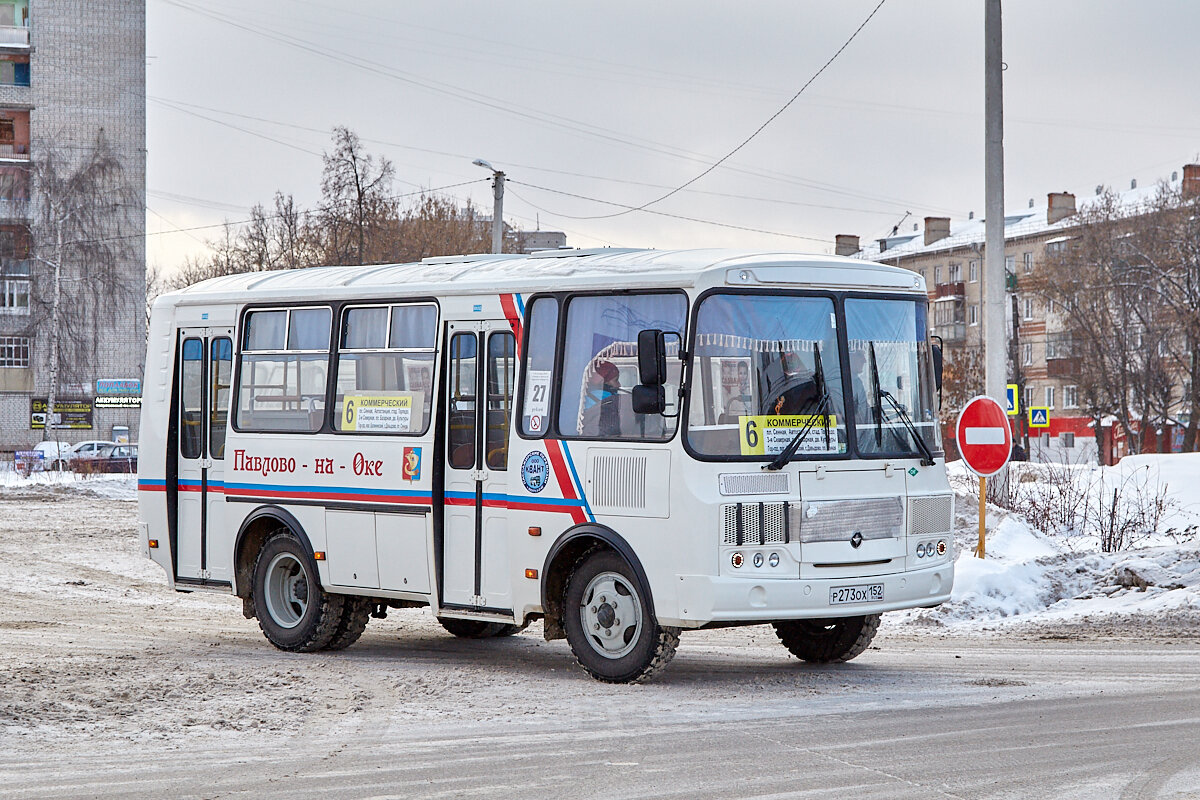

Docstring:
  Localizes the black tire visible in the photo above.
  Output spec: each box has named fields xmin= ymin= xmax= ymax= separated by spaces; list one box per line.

xmin=252 ymin=530 xmax=344 ymax=652
xmin=562 ymin=549 xmax=679 ymax=683
xmin=324 ymin=597 xmax=373 ymax=651
xmin=772 ymin=614 xmax=881 ymax=663
xmin=438 ymin=618 xmax=527 ymax=639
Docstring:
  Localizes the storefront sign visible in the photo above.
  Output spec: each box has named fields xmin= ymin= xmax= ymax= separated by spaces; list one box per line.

xmin=30 ymin=398 xmax=93 ymax=430
xmin=96 ymin=379 xmax=142 ymax=395
xmin=94 ymin=395 xmax=142 ymax=409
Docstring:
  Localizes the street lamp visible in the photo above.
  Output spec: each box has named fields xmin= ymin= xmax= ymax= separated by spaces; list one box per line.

xmin=472 ymin=158 xmax=505 ymax=255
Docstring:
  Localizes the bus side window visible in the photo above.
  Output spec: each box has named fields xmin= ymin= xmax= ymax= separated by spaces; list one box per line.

xmin=448 ymin=332 xmax=477 ymax=469
xmin=235 ymin=307 xmax=331 ymax=433
xmin=520 ymin=297 xmax=558 ymax=437
xmin=486 ymin=332 xmax=514 ymax=469
xmin=180 ymin=337 xmax=204 ymax=459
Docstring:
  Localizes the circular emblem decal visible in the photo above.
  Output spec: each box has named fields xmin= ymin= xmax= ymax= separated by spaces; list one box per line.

xmin=521 ymin=451 xmax=550 ymax=494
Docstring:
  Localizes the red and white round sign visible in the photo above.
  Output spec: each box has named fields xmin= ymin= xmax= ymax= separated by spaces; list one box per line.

xmin=955 ymin=395 xmax=1012 ymax=477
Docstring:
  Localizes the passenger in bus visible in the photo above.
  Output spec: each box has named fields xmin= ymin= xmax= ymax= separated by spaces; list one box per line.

xmin=581 ymin=359 xmax=621 ymax=437
xmin=848 ymin=349 xmax=873 ymax=422
xmin=771 ymin=350 xmax=818 ymax=416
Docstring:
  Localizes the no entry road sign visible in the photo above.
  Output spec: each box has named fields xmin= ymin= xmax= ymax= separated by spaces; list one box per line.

xmin=956 ymin=395 xmax=1012 ymax=477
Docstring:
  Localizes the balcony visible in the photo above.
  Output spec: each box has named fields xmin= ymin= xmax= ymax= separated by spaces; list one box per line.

xmin=1046 ymin=358 xmax=1077 ymax=377
xmin=0 ymin=196 xmax=28 ymax=221
xmin=0 ymin=26 xmax=28 ymax=48
xmin=0 ymin=143 xmax=28 ymax=162
xmin=936 ymin=281 xmax=965 ymax=298
xmin=934 ymin=322 xmax=966 ymax=343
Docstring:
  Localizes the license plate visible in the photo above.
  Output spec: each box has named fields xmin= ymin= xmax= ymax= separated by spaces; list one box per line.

xmin=829 ymin=583 xmax=884 ymax=605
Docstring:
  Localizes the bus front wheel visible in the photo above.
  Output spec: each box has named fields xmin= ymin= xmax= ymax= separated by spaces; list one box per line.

xmin=772 ymin=614 xmax=881 ymax=663
xmin=252 ymin=531 xmax=345 ymax=652
xmin=563 ymin=549 xmax=679 ymax=683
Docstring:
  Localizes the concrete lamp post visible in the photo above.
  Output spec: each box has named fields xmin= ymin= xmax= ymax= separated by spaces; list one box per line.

xmin=472 ymin=158 xmax=505 ymax=255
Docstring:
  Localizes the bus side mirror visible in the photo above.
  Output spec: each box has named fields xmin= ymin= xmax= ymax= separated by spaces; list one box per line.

xmin=931 ymin=337 xmax=944 ymax=406
xmin=632 ymin=384 xmax=666 ymax=414
xmin=637 ymin=328 xmax=667 ymax=386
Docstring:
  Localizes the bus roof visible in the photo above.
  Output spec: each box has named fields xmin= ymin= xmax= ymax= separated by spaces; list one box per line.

xmin=161 ymin=248 xmax=925 ymax=305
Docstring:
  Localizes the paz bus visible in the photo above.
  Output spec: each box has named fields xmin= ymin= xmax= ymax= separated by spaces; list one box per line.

xmin=138 ymin=248 xmax=954 ymax=683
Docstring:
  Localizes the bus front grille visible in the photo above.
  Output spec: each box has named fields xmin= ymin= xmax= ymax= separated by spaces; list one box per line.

xmin=722 ymin=502 xmax=790 ymax=545
xmin=907 ymin=494 xmax=954 ymax=535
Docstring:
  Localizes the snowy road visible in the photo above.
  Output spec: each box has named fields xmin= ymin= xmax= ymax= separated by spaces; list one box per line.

xmin=1 ymin=488 xmax=1199 ymax=798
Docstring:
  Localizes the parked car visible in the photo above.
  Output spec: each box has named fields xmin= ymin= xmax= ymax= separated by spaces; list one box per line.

xmin=71 ymin=443 xmax=138 ymax=474
xmin=68 ymin=440 xmax=118 ymax=466
xmin=29 ymin=440 xmax=72 ymax=471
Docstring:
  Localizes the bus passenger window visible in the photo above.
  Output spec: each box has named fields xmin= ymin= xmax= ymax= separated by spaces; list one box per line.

xmin=557 ymin=293 xmax=687 ymax=441
xmin=180 ymin=338 xmax=204 ymax=459
xmin=333 ymin=304 xmax=437 ymax=435
xmin=448 ymin=332 xmax=477 ymax=469
xmin=235 ymin=307 xmax=331 ymax=433
xmin=486 ymin=332 xmax=514 ymax=469
xmin=520 ymin=297 xmax=557 ymax=437
xmin=209 ymin=337 xmax=232 ymax=459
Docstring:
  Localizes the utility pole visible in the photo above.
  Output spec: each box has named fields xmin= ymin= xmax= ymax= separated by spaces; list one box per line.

xmin=983 ymin=0 xmax=1007 ymax=408
xmin=472 ymin=159 xmax=505 ymax=254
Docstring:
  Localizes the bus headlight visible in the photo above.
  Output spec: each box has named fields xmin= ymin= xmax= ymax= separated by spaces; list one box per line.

xmin=753 ymin=552 xmax=764 ymax=568
xmin=768 ymin=552 xmax=780 ymax=568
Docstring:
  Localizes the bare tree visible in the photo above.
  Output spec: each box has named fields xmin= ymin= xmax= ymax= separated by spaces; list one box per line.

xmin=28 ymin=130 xmax=137 ymax=440
xmin=317 ymin=126 xmax=396 ymax=266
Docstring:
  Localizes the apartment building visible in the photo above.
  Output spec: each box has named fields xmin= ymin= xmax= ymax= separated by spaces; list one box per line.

xmin=0 ymin=0 xmax=146 ymax=453
xmin=843 ymin=165 xmax=1199 ymax=464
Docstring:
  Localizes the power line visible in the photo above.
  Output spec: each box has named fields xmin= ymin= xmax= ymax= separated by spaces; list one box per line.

xmin=568 ymin=0 xmax=890 ymax=220
xmin=507 ymin=181 xmax=830 ymax=245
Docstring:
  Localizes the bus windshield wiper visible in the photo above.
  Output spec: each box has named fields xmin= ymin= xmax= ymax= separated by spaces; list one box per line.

xmin=763 ymin=343 xmax=832 ymax=471
xmin=869 ymin=342 xmax=883 ymax=447
xmin=878 ymin=389 xmax=936 ymax=466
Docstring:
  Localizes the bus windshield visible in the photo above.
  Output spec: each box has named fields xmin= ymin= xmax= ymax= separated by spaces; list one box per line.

xmin=844 ymin=297 xmax=941 ymax=457
xmin=686 ymin=293 xmax=847 ymax=459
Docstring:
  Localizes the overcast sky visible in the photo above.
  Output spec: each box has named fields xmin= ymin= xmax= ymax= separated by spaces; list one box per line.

xmin=145 ymin=0 xmax=1200 ymax=271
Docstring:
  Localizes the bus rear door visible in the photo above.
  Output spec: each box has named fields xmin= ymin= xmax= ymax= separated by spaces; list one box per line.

xmin=441 ymin=321 xmax=516 ymax=612
xmin=175 ymin=328 xmax=234 ymax=584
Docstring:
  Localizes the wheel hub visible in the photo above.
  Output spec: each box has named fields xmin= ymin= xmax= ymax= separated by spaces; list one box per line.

xmin=596 ymin=602 xmax=616 ymax=629
xmin=579 ymin=572 xmax=642 ymax=659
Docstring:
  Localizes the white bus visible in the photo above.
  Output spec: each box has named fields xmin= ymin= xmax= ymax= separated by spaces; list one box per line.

xmin=138 ymin=248 xmax=954 ymax=683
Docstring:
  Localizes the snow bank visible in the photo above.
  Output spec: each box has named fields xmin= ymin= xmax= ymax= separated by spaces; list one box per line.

xmin=0 ymin=469 xmax=136 ymax=500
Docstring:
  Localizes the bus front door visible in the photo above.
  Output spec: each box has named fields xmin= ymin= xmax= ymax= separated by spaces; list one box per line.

xmin=175 ymin=328 xmax=234 ymax=585
xmin=441 ymin=322 xmax=516 ymax=613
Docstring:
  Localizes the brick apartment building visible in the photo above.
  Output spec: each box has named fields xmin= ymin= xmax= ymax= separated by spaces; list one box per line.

xmin=0 ymin=0 xmax=146 ymax=453
xmin=842 ymin=164 xmax=1200 ymax=464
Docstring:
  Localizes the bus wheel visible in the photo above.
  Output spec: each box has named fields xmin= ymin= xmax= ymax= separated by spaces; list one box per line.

xmin=252 ymin=531 xmax=344 ymax=652
xmin=323 ymin=597 xmax=373 ymax=651
xmin=563 ymin=550 xmax=679 ymax=683
xmin=772 ymin=614 xmax=881 ymax=663
xmin=438 ymin=618 xmax=528 ymax=639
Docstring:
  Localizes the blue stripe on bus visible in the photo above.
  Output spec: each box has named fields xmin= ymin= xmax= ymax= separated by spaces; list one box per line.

xmin=558 ymin=442 xmax=594 ymax=522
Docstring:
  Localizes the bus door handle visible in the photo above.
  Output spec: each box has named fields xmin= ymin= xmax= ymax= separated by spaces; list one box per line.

xmin=200 ymin=457 xmax=214 ymax=469
xmin=471 ymin=469 xmax=489 ymax=482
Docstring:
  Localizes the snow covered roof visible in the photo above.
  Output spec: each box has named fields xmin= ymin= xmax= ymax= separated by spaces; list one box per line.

xmin=161 ymin=247 xmax=924 ymax=306
xmin=860 ymin=172 xmax=1185 ymax=262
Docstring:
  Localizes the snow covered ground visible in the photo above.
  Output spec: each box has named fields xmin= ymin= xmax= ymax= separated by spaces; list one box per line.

xmin=898 ymin=454 xmax=1200 ymax=633
xmin=0 ymin=467 xmax=137 ymax=500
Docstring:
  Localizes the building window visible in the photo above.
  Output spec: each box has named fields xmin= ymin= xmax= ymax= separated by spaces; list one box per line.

xmin=1005 ymin=255 xmax=1016 ymax=274
xmin=969 ymin=260 xmax=979 ymax=282
xmin=934 ymin=266 xmax=942 ymax=285
xmin=0 ymin=334 xmax=29 ymax=367
xmin=1040 ymin=432 xmax=1051 ymax=447
xmin=1023 ymin=297 xmax=1034 ymax=320
xmin=1023 ymin=343 xmax=1032 ymax=366
xmin=948 ymin=263 xmax=962 ymax=282
xmin=1064 ymin=385 xmax=1078 ymax=408
xmin=1060 ymin=432 xmax=1075 ymax=448
xmin=0 ymin=276 xmax=28 ymax=314
xmin=1023 ymin=252 xmax=1033 ymax=274
xmin=1023 ymin=386 xmax=1034 ymax=409
xmin=969 ymin=303 xmax=978 ymax=325
xmin=1045 ymin=386 xmax=1055 ymax=409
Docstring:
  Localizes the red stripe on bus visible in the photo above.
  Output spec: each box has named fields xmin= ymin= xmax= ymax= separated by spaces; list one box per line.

xmin=541 ymin=439 xmax=587 ymax=524
xmin=499 ymin=293 xmax=522 ymax=358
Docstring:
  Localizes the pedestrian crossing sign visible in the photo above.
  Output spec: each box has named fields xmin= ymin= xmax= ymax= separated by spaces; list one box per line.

xmin=1006 ymin=384 xmax=1018 ymax=416
xmin=1028 ymin=407 xmax=1050 ymax=427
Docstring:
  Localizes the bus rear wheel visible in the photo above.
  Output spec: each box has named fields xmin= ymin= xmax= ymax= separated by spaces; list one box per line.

xmin=563 ymin=549 xmax=679 ymax=683
xmin=772 ymin=614 xmax=881 ymax=663
xmin=324 ymin=596 xmax=373 ymax=651
xmin=438 ymin=618 xmax=528 ymax=638
xmin=252 ymin=531 xmax=344 ymax=652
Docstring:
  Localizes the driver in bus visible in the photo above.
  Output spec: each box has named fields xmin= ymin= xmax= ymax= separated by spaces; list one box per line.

xmin=771 ymin=350 xmax=818 ymax=415
xmin=581 ymin=358 xmax=621 ymax=436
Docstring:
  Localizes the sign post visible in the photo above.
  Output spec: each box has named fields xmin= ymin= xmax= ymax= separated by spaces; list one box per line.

xmin=956 ymin=395 xmax=1012 ymax=558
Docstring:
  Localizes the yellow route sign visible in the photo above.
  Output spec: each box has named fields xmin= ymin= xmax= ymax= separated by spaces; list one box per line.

xmin=739 ymin=414 xmax=840 ymax=456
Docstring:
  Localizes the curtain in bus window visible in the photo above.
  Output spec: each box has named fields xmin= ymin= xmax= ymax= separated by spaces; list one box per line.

xmin=209 ymin=338 xmax=232 ymax=459
xmin=244 ymin=310 xmax=285 ymax=351
xmin=180 ymin=338 xmax=204 ymax=459
xmin=287 ymin=308 xmax=332 ymax=350
xmin=520 ymin=297 xmax=558 ymax=437
xmin=448 ymin=333 xmax=477 ymax=469
xmin=333 ymin=304 xmax=437 ymax=434
xmin=486 ymin=332 xmax=514 ymax=469
xmin=557 ymin=293 xmax=686 ymax=440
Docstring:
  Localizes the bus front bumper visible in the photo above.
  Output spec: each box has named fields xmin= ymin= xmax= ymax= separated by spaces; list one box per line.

xmin=667 ymin=563 xmax=953 ymax=628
